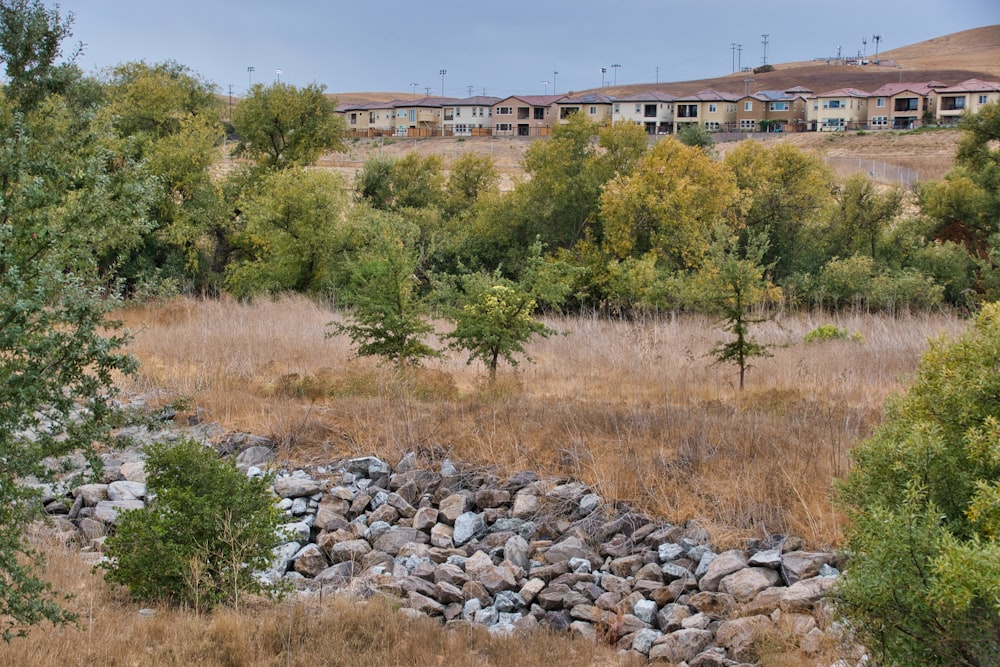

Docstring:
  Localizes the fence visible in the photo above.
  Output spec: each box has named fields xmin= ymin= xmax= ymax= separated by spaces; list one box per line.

xmin=822 ymin=157 xmax=919 ymax=188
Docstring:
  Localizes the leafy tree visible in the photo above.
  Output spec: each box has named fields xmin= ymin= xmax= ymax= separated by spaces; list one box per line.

xmin=104 ymin=439 xmax=285 ymax=611
xmin=600 ymin=137 xmax=739 ymax=270
xmin=827 ymin=173 xmax=903 ymax=261
xmin=355 ymin=155 xmax=395 ymax=210
xmin=444 ymin=272 xmax=555 ymax=380
xmin=443 ymin=152 xmax=500 ymax=218
xmin=355 ymin=153 xmax=446 ymax=212
xmin=724 ymin=140 xmax=834 ymax=279
xmin=225 ymin=168 xmax=354 ymax=297
xmin=0 ymin=0 xmax=154 ymax=640
xmin=836 ymin=303 xmax=1000 ymax=666
xmin=691 ymin=229 xmax=781 ymax=390
xmin=232 ymin=82 xmax=344 ymax=168
xmin=676 ymin=123 xmax=714 ymax=149
xmin=329 ymin=219 xmax=439 ymax=367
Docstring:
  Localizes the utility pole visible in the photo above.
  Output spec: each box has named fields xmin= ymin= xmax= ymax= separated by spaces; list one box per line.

xmin=410 ymin=82 xmax=419 ymax=95
xmin=737 ymin=44 xmax=743 ymax=71
xmin=467 ymin=85 xmax=474 ymax=97
xmin=743 ymin=77 xmax=755 ymax=96
xmin=425 ymin=86 xmax=431 ymax=96
xmin=761 ymin=34 xmax=770 ymax=66
xmin=553 ymin=71 xmax=558 ymax=94
xmin=227 ymin=84 xmax=233 ymax=121
xmin=655 ymin=66 xmax=659 ymax=84
xmin=611 ymin=63 xmax=621 ymax=86
xmin=731 ymin=43 xmax=737 ymax=73
xmin=872 ymin=34 xmax=882 ymax=61
xmin=439 ymin=69 xmax=447 ymax=97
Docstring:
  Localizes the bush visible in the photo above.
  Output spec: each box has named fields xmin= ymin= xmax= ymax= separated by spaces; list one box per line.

xmin=104 ymin=439 xmax=285 ymax=610
xmin=835 ymin=303 xmax=1000 ymax=666
xmin=803 ymin=325 xmax=863 ymax=343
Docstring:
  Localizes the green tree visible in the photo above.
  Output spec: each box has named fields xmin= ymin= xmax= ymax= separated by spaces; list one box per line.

xmin=232 ymin=82 xmax=344 ymax=168
xmin=444 ymin=272 xmax=555 ymax=380
xmin=0 ymin=0 xmax=154 ymax=640
xmin=443 ymin=152 xmax=500 ymax=218
xmin=104 ymin=439 xmax=284 ymax=611
xmin=827 ymin=173 xmax=903 ymax=261
xmin=836 ymin=303 xmax=1000 ymax=666
xmin=676 ymin=123 xmax=714 ymax=149
xmin=692 ymin=229 xmax=781 ymax=390
xmin=329 ymin=219 xmax=439 ymax=367
xmin=225 ymin=168 xmax=354 ymax=297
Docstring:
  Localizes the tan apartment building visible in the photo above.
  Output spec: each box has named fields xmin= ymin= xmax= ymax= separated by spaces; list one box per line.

xmin=808 ymin=88 xmax=869 ymax=131
xmin=336 ymin=102 xmax=373 ymax=136
xmin=492 ymin=95 xmax=564 ymax=137
xmin=612 ymin=91 xmax=675 ymax=134
xmin=935 ymin=78 xmax=1000 ymax=123
xmin=390 ymin=97 xmax=459 ymax=136
xmin=735 ymin=87 xmax=812 ymax=132
xmin=673 ymin=89 xmax=739 ymax=133
xmin=556 ymin=93 xmax=614 ymax=124
xmin=867 ymin=82 xmax=945 ymax=129
xmin=441 ymin=96 xmax=500 ymax=136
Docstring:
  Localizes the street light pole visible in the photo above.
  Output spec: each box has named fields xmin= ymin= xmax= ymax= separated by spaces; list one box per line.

xmin=439 ymin=69 xmax=447 ymax=97
xmin=553 ymin=70 xmax=558 ymax=94
xmin=247 ymin=66 xmax=254 ymax=90
xmin=542 ymin=80 xmax=549 ymax=95
xmin=611 ymin=63 xmax=621 ymax=87
xmin=275 ymin=69 xmax=283 ymax=84
xmin=410 ymin=82 xmax=419 ymax=96
xmin=600 ymin=67 xmax=607 ymax=88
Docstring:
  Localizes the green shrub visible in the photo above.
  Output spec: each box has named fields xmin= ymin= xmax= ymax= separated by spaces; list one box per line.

xmin=104 ymin=439 xmax=285 ymax=610
xmin=835 ymin=302 xmax=1000 ymax=666
xmin=803 ymin=325 xmax=863 ymax=343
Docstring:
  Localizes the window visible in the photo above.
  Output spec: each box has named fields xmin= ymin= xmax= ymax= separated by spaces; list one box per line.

xmin=769 ymin=101 xmax=789 ymax=111
xmin=871 ymin=116 xmax=889 ymax=127
xmin=635 ymin=104 xmax=641 ymax=114
xmin=876 ymin=98 xmax=885 ymax=107
xmin=497 ymin=106 xmax=512 ymax=115
xmin=349 ymin=113 xmax=357 ymax=125
xmin=740 ymin=119 xmax=756 ymax=130
xmin=727 ymin=104 xmax=736 ymax=112
xmin=408 ymin=109 xmax=416 ymax=122
xmin=517 ymin=107 xmax=530 ymax=119
xmin=560 ymin=107 xmax=578 ymax=119
xmin=496 ymin=123 xmax=512 ymax=132
xmin=644 ymin=104 xmax=657 ymax=117
xmin=534 ymin=107 xmax=545 ymax=120
xmin=704 ymin=121 xmax=720 ymax=131
xmin=455 ymin=108 xmax=461 ymax=117
xmin=823 ymin=100 xmax=842 ymax=109
xmin=677 ymin=104 xmax=698 ymax=118
xmin=744 ymin=101 xmax=753 ymax=111
xmin=444 ymin=109 xmax=454 ymax=120
xmin=614 ymin=104 xmax=620 ymax=113
xmin=979 ymin=95 xmax=989 ymax=104
xmin=589 ymin=106 xmax=597 ymax=115
xmin=708 ymin=103 xmax=717 ymax=113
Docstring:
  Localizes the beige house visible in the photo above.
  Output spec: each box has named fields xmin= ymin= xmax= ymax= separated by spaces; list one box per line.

xmin=441 ymin=96 xmax=500 ymax=136
xmin=556 ymin=93 xmax=614 ymax=124
xmin=672 ymin=89 xmax=739 ymax=133
xmin=735 ymin=87 xmax=811 ymax=132
xmin=935 ymin=78 xmax=1000 ymax=123
xmin=866 ymin=82 xmax=945 ymax=129
xmin=808 ymin=88 xmax=869 ymax=131
xmin=390 ymin=97 xmax=456 ymax=136
xmin=612 ymin=91 xmax=675 ymax=134
xmin=336 ymin=102 xmax=372 ymax=136
xmin=492 ymin=95 xmax=564 ymax=137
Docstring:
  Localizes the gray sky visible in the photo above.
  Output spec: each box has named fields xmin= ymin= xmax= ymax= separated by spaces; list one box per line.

xmin=55 ymin=0 xmax=997 ymax=97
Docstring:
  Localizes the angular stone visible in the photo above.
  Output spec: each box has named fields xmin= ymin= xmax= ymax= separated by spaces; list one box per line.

xmin=462 ymin=580 xmax=492 ymax=606
xmin=368 ymin=503 xmax=400 ymax=525
xmin=600 ymin=573 xmax=631 ymax=595
xmin=74 ymin=483 xmax=109 ymax=506
xmin=781 ymin=551 xmax=834 ymax=585
xmin=698 ymin=549 xmax=748 ymax=592
xmin=657 ymin=603 xmax=692 ymax=632
xmin=77 ymin=517 xmax=106 ymax=544
xmin=293 ymin=544 xmax=329 ymax=578
xmin=438 ymin=493 xmax=469 ymax=524
xmin=435 ymin=581 xmax=465 ymax=604
xmin=681 ymin=612 xmax=712 ymax=630
xmin=544 ymin=535 xmax=591 ymax=564
xmin=739 ymin=576 xmax=836 ymax=616
xmin=453 ymin=512 xmax=486 ymax=546
xmin=412 ymin=506 xmax=439 ymax=531
xmin=494 ymin=590 xmax=525 ymax=613
xmin=609 ymin=553 xmax=645 ymax=578
xmin=568 ymin=604 xmax=617 ymax=626
xmin=385 ymin=492 xmax=417 ymax=519
xmin=344 ymin=456 xmax=390 ymax=478
xmin=313 ymin=503 xmax=349 ymax=532
xmin=430 ymin=523 xmax=454 ymax=548
xmin=658 ymin=542 xmax=685 ymax=562
xmin=503 ymin=533 xmax=530 ymax=571
xmin=748 ymin=547 xmax=782 ymax=568
xmin=511 ymin=492 xmax=540 ymax=519
xmin=600 ymin=534 xmax=634 ymax=559
xmin=716 ymin=614 xmax=773 ymax=662
xmin=107 ymin=480 xmax=145 ymax=501
xmin=94 ymin=499 xmax=144 ymax=523
xmin=373 ymin=526 xmax=427 ymax=556
xmin=324 ymin=538 xmax=372 ymax=564
xmin=314 ymin=561 xmax=357 ymax=585
xmin=648 ymin=628 xmax=714 ymax=664
xmin=408 ymin=591 xmax=445 ymax=616
xmin=478 ymin=561 xmax=519 ymax=594
xmin=518 ymin=577 xmax=546 ymax=605
xmin=632 ymin=628 xmax=663 ymax=655
xmin=687 ymin=591 xmax=736 ymax=618
xmin=474 ymin=488 xmax=510 ymax=509
xmin=120 ymin=461 xmax=148 ymax=483
xmin=537 ymin=583 xmax=571 ymax=610
xmin=235 ymin=445 xmax=273 ymax=470
xmin=635 ymin=561 xmax=664 ymax=583
xmin=273 ymin=475 xmax=321 ymax=498
xmin=720 ymin=567 xmax=783 ymax=604
xmin=633 ymin=599 xmax=657 ymax=625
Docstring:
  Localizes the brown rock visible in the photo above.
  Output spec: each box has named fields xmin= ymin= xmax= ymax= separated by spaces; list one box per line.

xmin=648 ymin=628 xmax=714 ymax=664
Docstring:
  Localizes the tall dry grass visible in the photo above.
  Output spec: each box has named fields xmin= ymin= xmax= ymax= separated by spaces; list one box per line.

xmin=9 ymin=530 xmax=635 ymax=667
xmin=117 ymin=295 xmax=965 ymax=548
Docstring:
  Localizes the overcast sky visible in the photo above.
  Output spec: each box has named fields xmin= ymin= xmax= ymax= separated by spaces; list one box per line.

xmin=54 ymin=0 xmax=997 ymax=97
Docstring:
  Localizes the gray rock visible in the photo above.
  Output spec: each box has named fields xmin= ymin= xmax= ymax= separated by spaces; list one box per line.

xmin=698 ymin=549 xmax=747 ymax=592
xmin=503 ymin=534 xmax=530 ymax=571
xmin=545 ymin=536 xmax=591 ymax=563
xmin=648 ymin=628 xmax=714 ymax=664
xmin=280 ymin=521 xmax=311 ymax=543
xmin=314 ymin=561 xmax=357 ymax=585
xmin=453 ymin=512 xmax=486 ymax=546
xmin=374 ymin=526 xmax=427 ymax=556
xmin=658 ymin=542 xmax=685 ymax=562
xmin=657 ymin=603 xmax=692 ymax=632
xmin=718 ymin=566 xmax=781 ymax=602
xmin=632 ymin=628 xmax=663 ymax=655
xmin=511 ymin=492 xmax=540 ymax=519
xmin=748 ymin=547 xmax=782 ymax=568
xmin=326 ymin=539 xmax=372 ymax=564
xmin=781 ymin=550 xmax=834 ymax=585
xmin=407 ymin=591 xmax=445 ymax=616
xmin=235 ymin=445 xmax=274 ymax=470
xmin=345 ymin=456 xmax=390 ymax=478
xmin=474 ymin=605 xmax=499 ymax=627
xmin=273 ymin=475 xmax=321 ymax=499
xmin=438 ymin=493 xmax=469 ymax=524
xmin=494 ymin=590 xmax=525 ymax=612
xmin=293 ymin=544 xmax=328 ymax=577
xmin=119 ymin=461 xmax=148 ymax=483
xmin=94 ymin=499 xmax=144 ymax=523
xmin=716 ymin=614 xmax=773 ymax=662
xmin=74 ymin=483 xmax=109 ymax=506
xmin=633 ymin=599 xmax=658 ymax=625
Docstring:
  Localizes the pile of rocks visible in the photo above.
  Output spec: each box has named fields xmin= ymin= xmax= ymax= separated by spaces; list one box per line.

xmin=35 ymin=425 xmax=851 ymax=665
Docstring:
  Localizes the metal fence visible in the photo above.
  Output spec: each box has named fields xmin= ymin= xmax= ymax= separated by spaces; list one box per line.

xmin=822 ymin=157 xmax=919 ymax=188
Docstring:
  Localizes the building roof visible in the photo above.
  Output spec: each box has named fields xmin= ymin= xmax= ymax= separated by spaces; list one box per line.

xmin=674 ymin=88 xmax=739 ymax=102
xmin=558 ymin=92 xmax=614 ymax=104
xmin=448 ymin=96 xmax=502 ymax=106
xmin=614 ymin=91 xmax=677 ymax=102
xmin=935 ymin=78 xmax=1000 ymax=93
xmin=747 ymin=89 xmax=803 ymax=102
xmin=813 ymin=87 xmax=870 ymax=98
xmin=496 ymin=94 xmax=566 ymax=106
xmin=393 ymin=96 xmax=460 ymax=108
xmin=868 ymin=82 xmax=941 ymax=97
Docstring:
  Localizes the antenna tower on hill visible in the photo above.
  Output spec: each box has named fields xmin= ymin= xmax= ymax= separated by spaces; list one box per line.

xmin=872 ymin=34 xmax=882 ymax=61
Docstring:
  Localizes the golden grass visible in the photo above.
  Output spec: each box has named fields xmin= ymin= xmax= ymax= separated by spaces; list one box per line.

xmin=116 ymin=295 xmax=966 ymax=549
xmin=9 ymin=532 xmax=637 ymax=667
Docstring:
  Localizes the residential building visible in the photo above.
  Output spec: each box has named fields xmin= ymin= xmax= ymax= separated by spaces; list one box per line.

xmin=389 ymin=97 xmax=457 ymax=136
xmin=492 ymin=95 xmax=564 ymax=137
xmin=672 ymin=89 xmax=739 ymax=133
xmin=441 ymin=96 xmax=501 ymax=136
xmin=735 ymin=87 xmax=812 ymax=132
xmin=808 ymin=88 xmax=869 ymax=131
xmin=867 ymin=82 xmax=945 ymax=129
xmin=935 ymin=78 xmax=1000 ymax=123
xmin=612 ymin=91 xmax=676 ymax=134
xmin=556 ymin=93 xmax=614 ymax=124
xmin=335 ymin=102 xmax=373 ymax=135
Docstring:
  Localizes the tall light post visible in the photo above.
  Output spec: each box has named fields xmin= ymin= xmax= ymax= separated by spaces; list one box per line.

xmin=542 ymin=80 xmax=549 ymax=95
xmin=897 ymin=65 xmax=903 ymax=83
xmin=247 ymin=65 xmax=254 ymax=90
xmin=553 ymin=70 xmax=558 ymax=94
xmin=275 ymin=69 xmax=283 ymax=84
xmin=611 ymin=63 xmax=621 ymax=86
xmin=410 ymin=82 xmax=419 ymax=95
xmin=439 ymin=69 xmax=447 ymax=97
xmin=600 ymin=67 xmax=607 ymax=88
xmin=656 ymin=66 xmax=659 ymax=84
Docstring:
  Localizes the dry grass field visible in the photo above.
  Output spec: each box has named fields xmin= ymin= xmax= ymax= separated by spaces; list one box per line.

xmin=116 ymin=296 xmax=966 ymax=550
